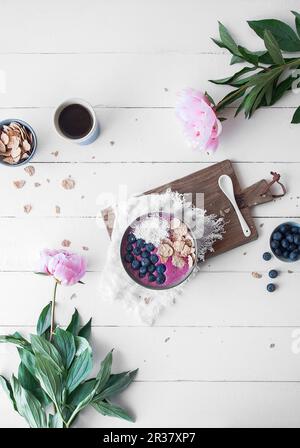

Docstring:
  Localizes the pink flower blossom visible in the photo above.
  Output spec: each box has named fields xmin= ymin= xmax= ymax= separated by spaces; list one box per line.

xmin=39 ymin=249 xmax=86 ymax=286
xmin=176 ymin=88 xmax=222 ymax=151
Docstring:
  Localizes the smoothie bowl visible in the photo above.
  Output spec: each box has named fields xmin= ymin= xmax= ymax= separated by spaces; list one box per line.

xmin=120 ymin=212 xmax=197 ymax=290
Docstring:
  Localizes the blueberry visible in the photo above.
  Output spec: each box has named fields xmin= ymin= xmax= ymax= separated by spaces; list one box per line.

xmin=141 ymin=250 xmax=150 ymax=259
xmin=136 ymin=238 xmax=145 ymax=248
xmin=139 ymin=266 xmax=148 ymax=275
xmin=291 ymin=226 xmax=299 ymax=234
xmin=126 ymin=243 xmax=134 ymax=252
xmin=286 ymin=233 xmax=294 ymax=243
xmin=150 ymin=254 xmax=159 ymax=264
xmin=147 ymin=264 xmax=156 ymax=273
xmin=290 ymin=250 xmax=299 ymax=261
xmin=156 ymin=263 xmax=166 ymax=273
xmin=131 ymin=259 xmax=140 ymax=270
xmin=279 ymin=224 xmax=290 ymax=234
xmin=272 ymin=231 xmax=283 ymax=241
xmin=294 ymin=235 xmax=300 ymax=245
xmin=139 ymin=271 xmax=147 ymax=278
xmin=281 ymin=239 xmax=289 ymax=249
xmin=271 ymin=240 xmax=280 ymax=250
xmin=141 ymin=258 xmax=150 ymax=267
xmin=156 ymin=274 xmax=166 ymax=284
xmin=289 ymin=244 xmax=297 ymax=252
xmin=283 ymin=251 xmax=290 ymax=259
xmin=124 ymin=253 xmax=134 ymax=263
xmin=145 ymin=243 xmax=155 ymax=252
xmin=269 ymin=269 xmax=278 ymax=279
xmin=133 ymin=246 xmax=142 ymax=256
xmin=148 ymin=274 xmax=156 ymax=282
xmin=127 ymin=233 xmax=136 ymax=243
xmin=267 ymin=283 xmax=276 ymax=293
xmin=274 ymin=248 xmax=282 ymax=257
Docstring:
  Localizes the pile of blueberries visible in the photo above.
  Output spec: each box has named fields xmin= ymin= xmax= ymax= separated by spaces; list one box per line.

xmin=270 ymin=223 xmax=300 ymax=262
xmin=124 ymin=233 xmax=167 ymax=285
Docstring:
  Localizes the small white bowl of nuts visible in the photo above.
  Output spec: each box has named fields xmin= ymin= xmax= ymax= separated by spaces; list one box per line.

xmin=0 ymin=119 xmax=37 ymax=166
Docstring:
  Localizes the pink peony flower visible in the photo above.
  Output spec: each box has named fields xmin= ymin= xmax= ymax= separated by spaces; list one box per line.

xmin=176 ymin=88 xmax=222 ymax=151
xmin=38 ymin=249 xmax=87 ymax=286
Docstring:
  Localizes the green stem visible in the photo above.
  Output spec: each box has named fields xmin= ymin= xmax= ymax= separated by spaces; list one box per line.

xmin=215 ymin=58 xmax=300 ymax=112
xmin=50 ymin=281 xmax=58 ymax=341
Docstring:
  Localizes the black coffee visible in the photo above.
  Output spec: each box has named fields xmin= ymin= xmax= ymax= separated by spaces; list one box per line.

xmin=58 ymin=104 xmax=93 ymax=139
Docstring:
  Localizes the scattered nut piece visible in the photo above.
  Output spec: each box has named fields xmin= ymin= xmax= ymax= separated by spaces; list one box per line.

xmin=172 ymin=254 xmax=185 ymax=268
xmin=23 ymin=204 xmax=32 ymax=214
xmin=158 ymin=243 xmax=174 ymax=258
xmin=251 ymin=272 xmax=262 ymax=279
xmin=62 ymin=239 xmax=71 ymax=247
xmin=34 ymin=182 xmax=41 ymax=188
xmin=82 ymin=246 xmax=89 ymax=251
xmin=62 ymin=177 xmax=75 ymax=190
xmin=24 ymin=165 xmax=35 ymax=176
xmin=13 ymin=180 xmax=26 ymax=189
xmin=55 ymin=205 xmax=61 ymax=214
xmin=51 ymin=151 xmax=59 ymax=157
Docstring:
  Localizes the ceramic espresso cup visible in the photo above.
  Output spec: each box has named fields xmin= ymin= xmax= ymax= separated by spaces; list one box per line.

xmin=54 ymin=98 xmax=100 ymax=145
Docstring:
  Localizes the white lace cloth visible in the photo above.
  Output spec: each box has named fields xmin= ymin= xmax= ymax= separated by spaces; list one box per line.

xmin=99 ymin=190 xmax=224 ymax=325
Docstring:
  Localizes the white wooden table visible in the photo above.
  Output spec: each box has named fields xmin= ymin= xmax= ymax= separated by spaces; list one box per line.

xmin=1 ymin=0 xmax=300 ymax=428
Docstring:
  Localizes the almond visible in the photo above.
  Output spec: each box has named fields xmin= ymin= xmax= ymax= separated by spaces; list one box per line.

xmin=0 ymin=133 xmax=9 ymax=145
xmin=0 ymin=141 xmax=6 ymax=153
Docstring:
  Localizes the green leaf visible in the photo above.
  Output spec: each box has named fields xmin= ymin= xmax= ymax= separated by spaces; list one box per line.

xmin=96 ymin=369 xmax=138 ymax=401
xmin=92 ymin=400 xmax=134 ymax=422
xmin=210 ymin=66 xmax=256 ymax=86
xmin=30 ymin=334 xmax=64 ymax=372
xmin=36 ymin=302 xmax=52 ymax=336
xmin=35 ymin=354 xmax=63 ymax=407
xmin=66 ymin=348 xmax=93 ymax=393
xmin=291 ymin=11 xmax=300 ymax=37
xmin=67 ymin=379 xmax=97 ymax=409
xmin=53 ymin=328 xmax=76 ymax=369
xmin=0 ymin=333 xmax=31 ymax=350
xmin=230 ymin=54 xmax=245 ymax=65
xmin=248 ymin=19 xmax=300 ymax=52
xmin=11 ymin=375 xmax=47 ymax=428
xmin=18 ymin=362 xmax=50 ymax=408
xmin=215 ymin=88 xmax=245 ymax=111
xmin=95 ymin=350 xmax=113 ymax=394
xmin=263 ymin=30 xmax=284 ymax=65
xmin=291 ymin=105 xmax=300 ymax=123
xmin=0 ymin=375 xmax=18 ymax=411
xmin=78 ymin=318 xmax=92 ymax=340
xmin=237 ymin=46 xmax=259 ymax=65
xmin=66 ymin=309 xmax=80 ymax=336
xmin=218 ymin=22 xmax=240 ymax=56
xmin=48 ymin=413 xmax=64 ymax=428
xmin=17 ymin=347 xmax=36 ymax=377
xmin=74 ymin=335 xmax=92 ymax=357
xmin=271 ymin=76 xmax=294 ymax=104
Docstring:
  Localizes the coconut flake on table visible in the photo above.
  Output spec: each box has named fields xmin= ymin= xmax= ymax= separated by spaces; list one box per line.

xmin=132 ymin=216 xmax=169 ymax=246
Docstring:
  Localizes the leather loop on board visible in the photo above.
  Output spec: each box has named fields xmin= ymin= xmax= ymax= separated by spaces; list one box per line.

xmin=260 ymin=172 xmax=287 ymax=198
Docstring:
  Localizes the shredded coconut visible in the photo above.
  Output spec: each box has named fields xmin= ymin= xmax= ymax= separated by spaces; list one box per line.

xmin=133 ymin=216 xmax=169 ymax=246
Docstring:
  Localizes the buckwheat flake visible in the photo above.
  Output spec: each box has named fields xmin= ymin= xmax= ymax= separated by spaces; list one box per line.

xmin=23 ymin=204 xmax=32 ymax=214
xmin=61 ymin=239 xmax=71 ymax=247
xmin=82 ymin=246 xmax=89 ymax=251
xmin=13 ymin=180 xmax=26 ymax=189
xmin=62 ymin=177 xmax=75 ymax=190
xmin=55 ymin=205 xmax=61 ymax=214
xmin=24 ymin=165 xmax=35 ymax=176
xmin=51 ymin=151 xmax=59 ymax=157
xmin=34 ymin=182 xmax=41 ymax=188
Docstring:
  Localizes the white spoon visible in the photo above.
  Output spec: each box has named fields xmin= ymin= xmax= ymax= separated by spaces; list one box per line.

xmin=218 ymin=174 xmax=251 ymax=238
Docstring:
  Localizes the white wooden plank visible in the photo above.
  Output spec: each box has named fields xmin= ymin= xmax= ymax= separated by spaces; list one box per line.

xmin=0 ymin=0 xmax=298 ymax=54
xmin=0 ymin=163 xmax=297 ymax=217
xmin=1 ymin=326 xmax=300 ymax=381
xmin=0 ymin=271 xmax=299 ymax=327
xmin=0 ymin=54 xmax=299 ymax=108
xmin=0 ymin=217 xmax=297 ymax=271
xmin=0 ymin=108 xmax=299 ymax=162
xmin=1 ymin=381 xmax=300 ymax=428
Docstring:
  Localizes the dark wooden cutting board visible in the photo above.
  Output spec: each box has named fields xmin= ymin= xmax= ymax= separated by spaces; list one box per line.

xmin=102 ymin=160 xmax=274 ymax=258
